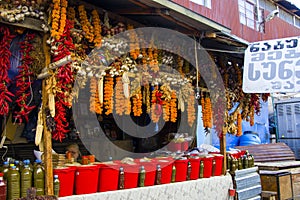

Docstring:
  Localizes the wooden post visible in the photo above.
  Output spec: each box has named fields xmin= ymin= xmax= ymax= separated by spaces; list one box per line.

xmin=42 ymin=34 xmax=53 ymax=195
xmin=220 ymin=133 xmax=227 ymax=175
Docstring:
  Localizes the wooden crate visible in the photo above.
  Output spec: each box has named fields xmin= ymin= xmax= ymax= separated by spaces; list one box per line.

xmin=260 ymin=170 xmax=293 ymax=200
xmin=291 ymin=168 xmax=300 ymax=199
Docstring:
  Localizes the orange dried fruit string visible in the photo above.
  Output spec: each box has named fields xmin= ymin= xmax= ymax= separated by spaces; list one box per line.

xmin=237 ymin=112 xmax=242 ymax=136
xmin=132 ymin=89 xmax=143 ymax=117
xmin=187 ymin=90 xmax=196 ymax=127
xmin=91 ymin=9 xmax=102 ymax=47
xmin=78 ymin=5 xmax=94 ymax=43
xmin=51 ymin=0 xmax=60 ymax=39
xmin=104 ymin=76 xmax=114 ymax=115
xmin=89 ymin=77 xmax=103 ymax=114
xmin=162 ymin=99 xmax=170 ymax=122
xmin=115 ymin=76 xmax=126 ymax=115
xmin=151 ymin=85 xmax=160 ymax=123
xmin=127 ymin=24 xmax=139 ymax=60
xmin=170 ymin=90 xmax=177 ymax=123
xmin=205 ymin=96 xmax=213 ymax=128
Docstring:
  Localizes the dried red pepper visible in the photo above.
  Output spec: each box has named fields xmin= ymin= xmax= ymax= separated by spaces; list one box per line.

xmin=0 ymin=26 xmax=15 ymax=116
xmin=14 ymin=33 xmax=36 ymax=124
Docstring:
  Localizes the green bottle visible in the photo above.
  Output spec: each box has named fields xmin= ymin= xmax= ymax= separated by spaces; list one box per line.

xmin=118 ymin=167 xmax=125 ymax=190
xmin=171 ymin=165 xmax=176 ymax=183
xmin=199 ymin=160 xmax=204 ymax=178
xmin=2 ymin=162 xmax=9 ymax=180
xmin=138 ymin=166 xmax=146 ymax=187
xmin=53 ymin=175 xmax=60 ymax=197
xmin=7 ymin=165 xmax=20 ymax=200
xmin=155 ymin=165 xmax=161 ymax=185
xmin=33 ymin=160 xmax=44 ymax=196
xmin=21 ymin=163 xmax=32 ymax=198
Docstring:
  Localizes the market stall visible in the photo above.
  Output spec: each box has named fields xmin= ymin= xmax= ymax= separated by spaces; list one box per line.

xmin=0 ymin=0 xmax=267 ymax=199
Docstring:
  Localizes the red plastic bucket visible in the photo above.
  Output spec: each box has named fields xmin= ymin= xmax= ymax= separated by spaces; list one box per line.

xmin=212 ymin=154 xmax=224 ymax=176
xmin=200 ymin=156 xmax=213 ymax=178
xmin=98 ymin=162 xmax=119 ymax=192
xmin=189 ymin=157 xmax=200 ymax=180
xmin=136 ymin=160 xmax=157 ymax=186
xmin=174 ymin=159 xmax=188 ymax=182
xmin=53 ymin=167 xmax=76 ymax=197
xmin=156 ymin=158 xmax=174 ymax=184
xmin=75 ymin=165 xmax=99 ymax=195
xmin=168 ymin=142 xmax=182 ymax=152
xmin=181 ymin=141 xmax=189 ymax=151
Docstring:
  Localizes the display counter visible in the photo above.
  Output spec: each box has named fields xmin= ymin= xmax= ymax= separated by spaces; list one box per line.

xmin=59 ymin=174 xmax=233 ymax=200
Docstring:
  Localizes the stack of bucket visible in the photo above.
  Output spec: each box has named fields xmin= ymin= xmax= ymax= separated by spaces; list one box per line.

xmin=52 ymin=154 xmax=224 ymax=197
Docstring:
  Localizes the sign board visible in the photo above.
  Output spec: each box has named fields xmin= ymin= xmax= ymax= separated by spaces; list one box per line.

xmin=243 ymin=36 xmax=300 ymax=93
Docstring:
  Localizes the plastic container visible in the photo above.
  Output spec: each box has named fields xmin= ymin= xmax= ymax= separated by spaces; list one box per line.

xmin=199 ymin=156 xmax=213 ymax=178
xmin=181 ymin=141 xmax=189 ymax=152
xmin=189 ymin=157 xmax=200 ymax=180
xmin=174 ymin=159 xmax=188 ymax=182
xmin=7 ymin=165 xmax=20 ymax=200
xmin=168 ymin=142 xmax=182 ymax=152
xmin=0 ymin=173 xmax=6 ymax=200
xmin=53 ymin=167 xmax=76 ymax=197
xmin=239 ymin=131 xmax=261 ymax=146
xmin=21 ymin=164 xmax=32 ymax=198
xmin=33 ymin=160 xmax=44 ymax=196
xmin=155 ymin=158 xmax=173 ymax=184
xmin=98 ymin=163 xmax=119 ymax=192
xmin=136 ymin=160 xmax=157 ymax=186
xmin=212 ymin=154 xmax=224 ymax=176
xmin=75 ymin=165 xmax=99 ymax=195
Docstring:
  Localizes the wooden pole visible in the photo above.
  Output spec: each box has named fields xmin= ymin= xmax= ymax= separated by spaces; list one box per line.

xmin=220 ymin=133 xmax=227 ymax=175
xmin=42 ymin=34 xmax=53 ymax=195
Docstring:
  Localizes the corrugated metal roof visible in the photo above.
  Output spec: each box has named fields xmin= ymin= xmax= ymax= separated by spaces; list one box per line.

xmin=275 ymin=0 xmax=300 ymax=16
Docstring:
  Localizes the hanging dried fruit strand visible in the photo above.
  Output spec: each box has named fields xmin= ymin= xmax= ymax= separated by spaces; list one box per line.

xmin=170 ymin=91 xmax=177 ymax=123
xmin=78 ymin=5 xmax=94 ymax=43
xmin=151 ymin=85 xmax=162 ymax=123
xmin=127 ymin=24 xmax=140 ymax=60
xmin=104 ymin=76 xmax=114 ymax=115
xmin=90 ymin=77 xmax=103 ymax=114
xmin=132 ymin=91 xmax=143 ymax=117
xmin=91 ymin=9 xmax=102 ymax=47
xmin=187 ymin=90 xmax=196 ymax=127
xmin=237 ymin=113 xmax=242 ymax=136
xmin=115 ymin=76 xmax=126 ymax=115
xmin=163 ymin=99 xmax=170 ymax=122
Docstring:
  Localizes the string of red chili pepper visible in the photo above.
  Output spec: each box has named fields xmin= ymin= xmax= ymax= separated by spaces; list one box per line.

xmin=14 ymin=33 xmax=36 ymax=124
xmin=250 ymin=93 xmax=260 ymax=115
xmin=0 ymin=26 xmax=15 ymax=116
xmin=51 ymin=19 xmax=75 ymax=142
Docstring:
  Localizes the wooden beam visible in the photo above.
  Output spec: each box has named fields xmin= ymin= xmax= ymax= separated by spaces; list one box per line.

xmin=42 ymin=34 xmax=53 ymax=196
xmin=114 ymin=8 xmax=159 ymax=15
xmin=220 ymin=133 xmax=227 ymax=175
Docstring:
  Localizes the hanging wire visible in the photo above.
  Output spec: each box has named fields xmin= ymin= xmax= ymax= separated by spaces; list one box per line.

xmin=193 ymin=36 xmax=200 ymax=100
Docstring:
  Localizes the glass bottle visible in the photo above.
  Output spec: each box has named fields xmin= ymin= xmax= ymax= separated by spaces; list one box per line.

xmin=53 ymin=175 xmax=60 ymax=197
xmin=7 ymin=165 xmax=20 ymax=200
xmin=118 ymin=167 xmax=125 ymax=190
xmin=186 ymin=161 xmax=192 ymax=180
xmin=171 ymin=165 xmax=176 ymax=183
xmin=2 ymin=161 xmax=9 ymax=180
xmin=138 ymin=166 xmax=146 ymax=187
xmin=199 ymin=160 xmax=204 ymax=178
xmin=21 ymin=163 xmax=32 ymax=198
xmin=33 ymin=160 xmax=44 ymax=196
xmin=155 ymin=164 xmax=161 ymax=185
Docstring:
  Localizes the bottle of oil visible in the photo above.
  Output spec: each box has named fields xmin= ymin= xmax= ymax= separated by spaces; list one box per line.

xmin=33 ymin=160 xmax=44 ymax=196
xmin=118 ymin=167 xmax=125 ymax=190
xmin=53 ymin=175 xmax=60 ymax=197
xmin=155 ymin=164 xmax=161 ymax=185
xmin=21 ymin=162 xmax=32 ymax=198
xmin=199 ymin=160 xmax=204 ymax=178
xmin=7 ymin=165 xmax=20 ymax=200
xmin=2 ymin=161 xmax=9 ymax=180
xmin=171 ymin=165 xmax=176 ymax=183
xmin=138 ymin=166 xmax=146 ymax=187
